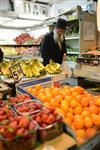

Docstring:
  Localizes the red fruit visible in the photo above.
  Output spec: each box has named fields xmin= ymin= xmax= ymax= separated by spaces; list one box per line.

xmin=0 ymin=115 xmax=7 ymax=121
xmin=35 ymin=102 xmax=42 ymax=109
xmin=29 ymin=122 xmax=36 ymax=130
xmin=19 ymin=116 xmax=30 ymax=128
xmin=8 ymin=121 xmax=18 ymax=130
xmin=0 ymin=110 xmax=3 ymax=115
xmin=46 ymin=115 xmax=55 ymax=124
xmin=35 ymin=116 xmax=41 ymax=124
xmin=56 ymin=115 xmax=62 ymax=122
xmin=42 ymin=114 xmax=48 ymax=123
xmin=16 ymin=128 xmax=24 ymax=136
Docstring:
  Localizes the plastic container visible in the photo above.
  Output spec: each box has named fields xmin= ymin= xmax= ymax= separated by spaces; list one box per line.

xmin=0 ymin=121 xmax=38 ymax=150
xmin=14 ymin=100 xmax=43 ymax=115
xmin=38 ymin=122 xmax=63 ymax=142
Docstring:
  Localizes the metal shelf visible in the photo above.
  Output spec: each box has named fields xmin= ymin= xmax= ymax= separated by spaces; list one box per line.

xmin=65 ymin=36 xmax=79 ymax=40
xmin=67 ymin=52 xmax=79 ymax=54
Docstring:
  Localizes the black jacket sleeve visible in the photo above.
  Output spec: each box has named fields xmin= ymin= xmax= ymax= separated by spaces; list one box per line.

xmin=0 ymin=49 xmax=4 ymax=62
xmin=40 ymin=33 xmax=51 ymax=66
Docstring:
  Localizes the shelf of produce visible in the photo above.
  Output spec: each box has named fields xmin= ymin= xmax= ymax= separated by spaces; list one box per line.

xmin=67 ymin=52 xmax=79 ymax=54
xmin=65 ymin=36 xmax=79 ymax=40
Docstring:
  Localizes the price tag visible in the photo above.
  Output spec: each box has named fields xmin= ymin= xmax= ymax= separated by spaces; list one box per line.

xmin=9 ymin=63 xmax=24 ymax=82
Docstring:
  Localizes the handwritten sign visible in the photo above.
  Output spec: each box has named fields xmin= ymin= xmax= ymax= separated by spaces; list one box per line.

xmin=9 ymin=63 xmax=24 ymax=82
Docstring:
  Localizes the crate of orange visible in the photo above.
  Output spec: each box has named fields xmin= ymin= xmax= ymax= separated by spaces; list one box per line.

xmin=25 ymin=84 xmax=100 ymax=145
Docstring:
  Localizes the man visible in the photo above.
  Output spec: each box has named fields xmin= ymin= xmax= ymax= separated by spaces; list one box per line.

xmin=40 ymin=18 xmax=67 ymax=66
xmin=0 ymin=48 xmax=3 ymax=62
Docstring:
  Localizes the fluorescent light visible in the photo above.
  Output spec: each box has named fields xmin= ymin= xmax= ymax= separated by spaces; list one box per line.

xmin=18 ymin=14 xmax=47 ymax=21
xmin=1 ymin=19 xmax=42 ymax=28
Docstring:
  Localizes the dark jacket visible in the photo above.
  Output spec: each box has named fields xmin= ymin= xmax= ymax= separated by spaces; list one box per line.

xmin=40 ymin=31 xmax=67 ymax=66
xmin=0 ymin=49 xmax=3 ymax=62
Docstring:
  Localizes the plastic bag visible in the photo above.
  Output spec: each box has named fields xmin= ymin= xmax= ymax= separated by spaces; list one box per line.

xmin=61 ymin=61 xmax=72 ymax=78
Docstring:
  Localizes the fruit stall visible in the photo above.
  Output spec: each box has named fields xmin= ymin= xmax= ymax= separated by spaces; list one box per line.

xmin=0 ymin=0 xmax=100 ymax=149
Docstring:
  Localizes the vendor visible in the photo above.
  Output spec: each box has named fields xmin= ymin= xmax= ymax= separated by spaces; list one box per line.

xmin=40 ymin=18 xmax=67 ymax=66
xmin=0 ymin=48 xmax=4 ymax=62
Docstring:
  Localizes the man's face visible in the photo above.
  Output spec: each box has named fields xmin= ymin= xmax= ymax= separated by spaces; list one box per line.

xmin=56 ymin=28 xmax=65 ymax=36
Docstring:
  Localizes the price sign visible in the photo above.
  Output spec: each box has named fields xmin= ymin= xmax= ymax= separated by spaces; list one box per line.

xmin=9 ymin=63 xmax=24 ymax=82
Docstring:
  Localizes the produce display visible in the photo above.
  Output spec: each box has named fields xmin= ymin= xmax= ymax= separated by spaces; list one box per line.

xmin=21 ymin=59 xmax=46 ymax=77
xmin=8 ymin=94 xmax=31 ymax=105
xmin=0 ymin=46 xmax=40 ymax=56
xmin=0 ymin=101 xmax=15 ymax=122
xmin=46 ymin=60 xmax=61 ymax=74
xmin=1 ymin=46 xmax=18 ymax=56
xmin=26 ymin=84 xmax=100 ymax=144
xmin=13 ymin=33 xmax=33 ymax=45
xmin=0 ymin=94 xmax=63 ymax=149
xmin=14 ymin=100 xmax=43 ymax=115
xmin=67 ymin=55 xmax=78 ymax=62
xmin=0 ymin=59 xmax=61 ymax=78
xmin=66 ymin=23 xmax=79 ymax=36
xmin=32 ymin=107 xmax=63 ymax=142
xmin=0 ymin=60 xmax=13 ymax=77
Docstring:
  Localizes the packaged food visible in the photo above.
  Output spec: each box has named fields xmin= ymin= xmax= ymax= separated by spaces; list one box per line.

xmin=14 ymin=100 xmax=43 ymax=115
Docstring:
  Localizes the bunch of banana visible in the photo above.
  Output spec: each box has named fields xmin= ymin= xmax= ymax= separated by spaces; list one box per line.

xmin=32 ymin=59 xmax=46 ymax=75
xmin=0 ymin=60 xmax=13 ymax=77
xmin=46 ymin=60 xmax=61 ymax=74
xmin=21 ymin=59 xmax=46 ymax=78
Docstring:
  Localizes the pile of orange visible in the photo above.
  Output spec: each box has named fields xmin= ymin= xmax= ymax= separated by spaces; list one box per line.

xmin=27 ymin=85 xmax=100 ymax=144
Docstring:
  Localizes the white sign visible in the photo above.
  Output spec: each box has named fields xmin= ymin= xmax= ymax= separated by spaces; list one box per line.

xmin=84 ymin=22 xmax=95 ymax=40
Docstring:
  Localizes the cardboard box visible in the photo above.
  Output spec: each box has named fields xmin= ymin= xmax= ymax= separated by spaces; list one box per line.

xmin=35 ymin=133 xmax=76 ymax=150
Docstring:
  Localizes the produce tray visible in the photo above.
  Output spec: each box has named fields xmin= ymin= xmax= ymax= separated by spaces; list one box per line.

xmin=37 ymin=122 xmax=63 ymax=142
xmin=0 ymin=121 xmax=38 ymax=150
xmin=13 ymin=100 xmax=43 ymax=115
xmin=63 ymin=123 xmax=100 ymax=150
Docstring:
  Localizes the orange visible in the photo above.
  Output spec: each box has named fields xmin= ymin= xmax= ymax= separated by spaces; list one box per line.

xmin=74 ymin=106 xmax=82 ymax=114
xmin=60 ymin=100 xmax=68 ymax=112
xmin=56 ymin=108 xmax=65 ymax=116
xmin=76 ymin=129 xmax=86 ymax=139
xmin=44 ymin=102 xmax=51 ymax=108
xmin=73 ymin=119 xmax=84 ymax=129
xmin=71 ymin=91 xmax=80 ymax=98
xmin=73 ymin=114 xmax=83 ymax=121
xmin=81 ymin=110 xmax=90 ymax=118
xmin=66 ymin=112 xmax=73 ymax=121
xmin=84 ymin=117 xmax=93 ymax=128
xmin=64 ymin=117 xmax=72 ymax=125
xmin=89 ymin=105 xmax=99 ymax=114
xmin=55 ymin=94 xmax=63 ymax=103
xmin=69 ymin=100 xmax=78 ymax=108
xmin=64 ymin=96 xmax=73 ymax=102
xmin=50 ymin=98 xmax=59 ymax=107
xmin=75 ymin=95 xmax=82 ymax=103
xmin=51 ymin=88 xmax=59 ymax=97
xmin=71 ymin=86 xmax=85 ymax=94
xmin=81 ymin=97 xmax=89 ymax=107
xmin=86 ymin=128 xmax=97 ymax=139
xmin=68 ymin=107 xmax=73 ymax=113
xmin=92 ymin=114 xmax=100 ymax=126
xmin=34 ymin=84 xmax=42 ymax=90
xmin=95 ymin=98 xmax=100 ymax=106
xmin=46 ymin=94 xmax=53 ymax=101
